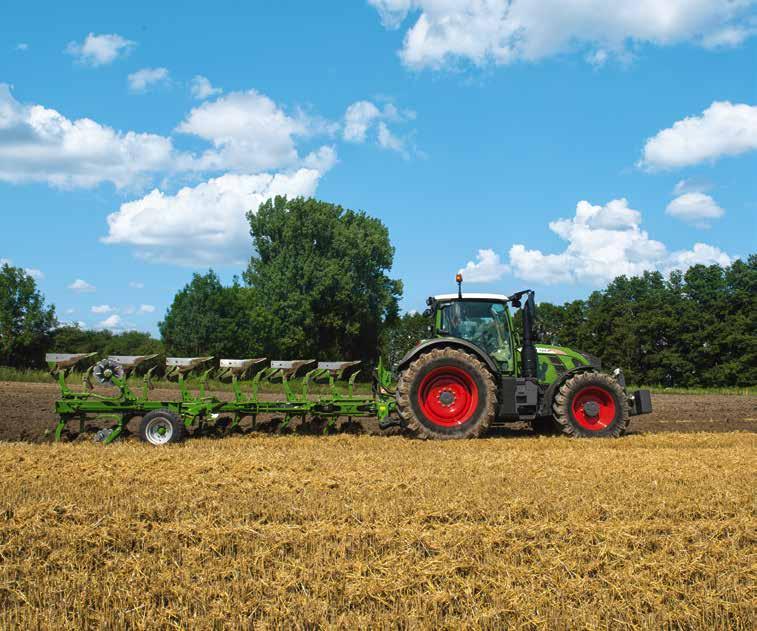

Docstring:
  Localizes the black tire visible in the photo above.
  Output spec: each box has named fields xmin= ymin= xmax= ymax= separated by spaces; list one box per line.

xmin=396 ymin=347 xmax=497 ymax=439
xmin=552 ymin=372 xmax=628 ymax=438
xmin=531 ymin=416 xmax=560 ymax=436
xmin=138 ymin=409 xmax=186 ymax=445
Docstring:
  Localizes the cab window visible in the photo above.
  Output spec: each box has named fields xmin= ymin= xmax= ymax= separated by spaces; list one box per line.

xmin=440 ymin=300 xmax=512 ymax=367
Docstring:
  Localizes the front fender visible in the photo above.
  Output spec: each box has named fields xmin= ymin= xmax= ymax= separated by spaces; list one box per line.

xmin=396 ymin=337 xmax=499 ymax=375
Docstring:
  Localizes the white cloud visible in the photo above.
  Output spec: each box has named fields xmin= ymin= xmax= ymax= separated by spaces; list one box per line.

xmin=68 ymin=279 xmax=96 ymax=293
xmin=103 ymin=168 xmax=323 ymax=265
xmin=343 ymin=101 xmax=382 ymax=142
xmin=176 ymin=90 xmax=330 ymax=173
xmin=98 ymin=314 xmax=122 ymax=330
xmin=458 ymin=248 xmax=510 ymax=282
xmin=343 ymin=100 xmax=414 ymax=154
xmin=128 ymin=67 xmax=169 ymax=93
xmin=673 ymin=178 xmax=711 ymax=195
xmin=369 ymin=0 xmax=757 ymax=69
xmin=377 ymin=122 xmax=406 ymax=155
xmin=503 ymin=198 xmax=731 ymax=285
xmin=190 ymin=75 xmax=222 ymax=100
xmin=91 ymin=304 xmax=115 ymax=314
xmin=641 ymin=101 xmax=757 ymax=169
xmin=65 ymin=33 xmax=135 ymax=67
xmin=129 ymin=281 xmax=144 ymax=289
xmin=0 ymin=84 xmax=177 ymax=188
xmin=138 ymin=304 xmax=156 ymax=314
xmin=16 ymin=43 xmax=29 ymax=51
xmin=24 ymin=268 xmax=43 ymax=280
xmin=666 ymin=192 xmax=724 ymax=227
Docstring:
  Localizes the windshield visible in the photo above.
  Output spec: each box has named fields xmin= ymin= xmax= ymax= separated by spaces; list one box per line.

xmin=440 ymin=300 xmax=512 ymax=366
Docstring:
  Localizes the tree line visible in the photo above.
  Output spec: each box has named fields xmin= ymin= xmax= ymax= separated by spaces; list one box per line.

xmin=1 ymin=196 xmax=754 ymax=387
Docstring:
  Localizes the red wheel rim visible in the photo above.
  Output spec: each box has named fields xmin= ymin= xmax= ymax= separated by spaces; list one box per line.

xmin=418 ymin=366 xmax=479 ymax=427
xmin=571 ymin=386 xmax=616 ymax=431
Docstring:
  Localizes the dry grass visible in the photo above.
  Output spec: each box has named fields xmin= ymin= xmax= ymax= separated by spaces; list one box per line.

xmin=0 ymin=432 xmax=755 ymax=629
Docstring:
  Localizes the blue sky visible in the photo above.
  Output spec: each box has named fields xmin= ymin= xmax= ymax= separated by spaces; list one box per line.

xmin=1 ymin=0 xmax=756 ymax=336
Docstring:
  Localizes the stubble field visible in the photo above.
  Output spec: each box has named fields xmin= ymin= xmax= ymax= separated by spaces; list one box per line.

xmin=0 ymin=383 xmax=755 ymax=628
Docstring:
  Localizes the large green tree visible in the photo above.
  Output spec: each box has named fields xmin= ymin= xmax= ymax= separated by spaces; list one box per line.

xmin=0 ymin=263 xmax=57 ymax=367
xmin=50 ymin=326 xmax=163 ymax=358
xmin=531 ymin=256 xmax=756 ymax=387
xmin=159 ymin=271 xmax=255 ymax=358
xmin=244 ymin=196 xmax=402 ymax=361
xmin=380 ymin=311 xmax=430 ymax=368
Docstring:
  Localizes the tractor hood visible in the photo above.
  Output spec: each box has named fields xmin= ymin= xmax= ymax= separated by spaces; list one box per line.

xmin=534 ymin=344 xmax=602 ymax=370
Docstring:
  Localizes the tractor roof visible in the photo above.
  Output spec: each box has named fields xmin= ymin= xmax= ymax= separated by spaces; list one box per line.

xmin=433 ymin=293 xmax=509 ymax=302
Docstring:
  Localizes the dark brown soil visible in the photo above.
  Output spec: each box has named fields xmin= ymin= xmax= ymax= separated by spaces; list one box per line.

xmin=0 ymin=380 xmax=754 ymax=443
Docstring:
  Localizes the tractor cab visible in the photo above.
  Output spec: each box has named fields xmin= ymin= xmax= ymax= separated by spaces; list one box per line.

xmin=429 ymin=293 xmax=515 ymax=372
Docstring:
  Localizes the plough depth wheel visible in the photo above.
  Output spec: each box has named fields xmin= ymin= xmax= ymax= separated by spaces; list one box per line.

xmin=139 ymin=409 xmax=186 ymax=445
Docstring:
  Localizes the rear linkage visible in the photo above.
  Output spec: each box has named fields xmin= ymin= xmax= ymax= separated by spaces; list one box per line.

xmin=47 ymin=353 xmax=396 ymax=445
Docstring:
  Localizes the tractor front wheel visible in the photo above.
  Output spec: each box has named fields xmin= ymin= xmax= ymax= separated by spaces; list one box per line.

xmin=552 ymin=372 xmax=628 ymax=437
xmin=138 ymin=409 xmax=186 ymax=445
xmin=396 ymin=347 xmax=497 ymax=439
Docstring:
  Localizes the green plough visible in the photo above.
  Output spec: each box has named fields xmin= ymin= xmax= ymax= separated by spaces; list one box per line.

xmin=47 ymin=353 xmax=397 ymax=445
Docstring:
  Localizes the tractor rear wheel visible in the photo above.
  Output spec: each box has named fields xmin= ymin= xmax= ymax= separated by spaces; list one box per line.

xmin=396 ymin=347 xmax=497 ymax=439
xmin=139 ymin=409 xmax=186 ymax=445
xmin=552 ymin=372 xmax=628 ymax=437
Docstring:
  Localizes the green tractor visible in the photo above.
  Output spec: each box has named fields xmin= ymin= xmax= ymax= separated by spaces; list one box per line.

xmin=394 ymin=275 xmax=652 ymax=439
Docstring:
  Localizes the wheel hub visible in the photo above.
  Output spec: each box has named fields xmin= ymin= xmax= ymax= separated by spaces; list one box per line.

xmin=438 ymin=389 xmax=456 ymax=407
xmin=583 ymin=401 xmax=600 ymax=418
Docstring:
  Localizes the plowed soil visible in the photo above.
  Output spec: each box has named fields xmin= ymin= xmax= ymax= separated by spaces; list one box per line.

xmin=0 ymin=380 xmax=754 ymax=442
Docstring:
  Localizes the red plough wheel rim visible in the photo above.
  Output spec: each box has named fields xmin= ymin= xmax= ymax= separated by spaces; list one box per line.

xmin=418 ymin=366 xmax=479 ymax=427
xmin=571 ymin=386 xmax=616 ymax=431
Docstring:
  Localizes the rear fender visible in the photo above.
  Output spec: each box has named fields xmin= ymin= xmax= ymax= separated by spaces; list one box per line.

xmin=396 ymin=338 xmax=499 ymax=375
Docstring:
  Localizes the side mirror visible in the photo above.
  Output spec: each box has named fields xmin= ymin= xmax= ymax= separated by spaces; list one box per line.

xmin=422 ymin=308 xmax=432 ymax=317
xmin=511 ymin=299 xmax=521 ymax=308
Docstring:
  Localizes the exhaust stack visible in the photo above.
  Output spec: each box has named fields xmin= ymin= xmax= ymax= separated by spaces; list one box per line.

xmin=521 ymin=291 xmax=538 ymax=379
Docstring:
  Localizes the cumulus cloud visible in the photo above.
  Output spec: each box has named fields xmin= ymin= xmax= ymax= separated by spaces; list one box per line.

xmin=190 ymin=75 xmax=222 ymax=100
xmin=666 ymin=193 xmax=724 ymax=227
xmin=369 ymin=0 xmax=757 ymax=69
xmin=458 ymin=199 xmax=734 ymax=285
xmin=641 ymin=101 xmax=757 ymax=169
xmin=138 ymin=304 xmax=156 ymax=314
xmin=65 ymin=33 xmax=135 ymax=66
xmin=0 ymin=84 xmax=177 ymax=188
xmin=68 ymin=279 xmax=96 ymax=293
xmin=128 ymin=67 xmax=169 ymax=93
xmin=175 ymin=90 xmax=337 ymax=174
xmin=103 ymin=168 xmax=323 ymax=265
xmin=458 ymin=249 xmax=510 ymax=282
xmin=343 ymin=100 xmax=414 ymax=154
xmin=98 ymin=314 xmax=122 ymax=330
xmin=505 ymin=198 xmax=732 ymax=284
xmin=91 ymin=305 xmax=115 ymax=314
xmin=343 ymin=101 xmax=382 ymax=142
